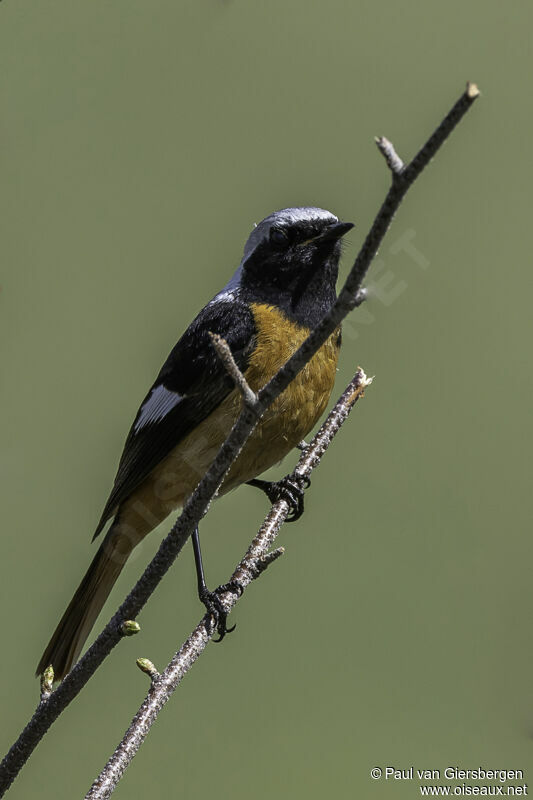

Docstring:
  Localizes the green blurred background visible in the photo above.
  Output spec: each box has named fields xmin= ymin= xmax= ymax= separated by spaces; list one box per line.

xmin=1 ymin=1 xmax=531 ymax=798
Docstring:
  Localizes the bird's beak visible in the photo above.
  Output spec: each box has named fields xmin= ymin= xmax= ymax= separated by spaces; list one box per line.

xmin=297 ymin=221 xmax=355 ymax=248
xmin=311 ymin=221 xmax=355 ymax=245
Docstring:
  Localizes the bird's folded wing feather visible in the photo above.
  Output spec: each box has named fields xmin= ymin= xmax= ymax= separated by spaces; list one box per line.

xmin=92 ymin=299 xmax=256 ymax=539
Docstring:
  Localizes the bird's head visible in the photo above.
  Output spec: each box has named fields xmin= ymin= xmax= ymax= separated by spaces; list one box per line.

xmin=239 ymin=207 xmax=354 ymax=325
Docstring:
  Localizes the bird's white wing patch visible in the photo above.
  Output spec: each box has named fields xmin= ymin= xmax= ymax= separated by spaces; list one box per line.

xmin=134 ymin=384 xmax=183 ymax=432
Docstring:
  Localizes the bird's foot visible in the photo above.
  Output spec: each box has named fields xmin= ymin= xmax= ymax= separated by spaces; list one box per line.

xmin=247 ymin=475 xmax=311 ymax=522
xmin=199 ymin=581 xmax=243 ymax=642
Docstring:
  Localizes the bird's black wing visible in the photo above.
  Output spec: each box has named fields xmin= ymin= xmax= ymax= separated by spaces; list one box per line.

xmin=92 ymin=298 xmax=257 ymax=539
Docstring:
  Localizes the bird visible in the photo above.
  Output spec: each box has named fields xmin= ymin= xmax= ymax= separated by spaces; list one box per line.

xmin=36 ymin=206 xmax=354 ymax=680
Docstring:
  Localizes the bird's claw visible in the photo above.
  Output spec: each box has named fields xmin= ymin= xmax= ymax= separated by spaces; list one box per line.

xmin=263 ymin=475 xmax=311 ymax=521
xmin=199 ymin=581 xmax=243 ymax=641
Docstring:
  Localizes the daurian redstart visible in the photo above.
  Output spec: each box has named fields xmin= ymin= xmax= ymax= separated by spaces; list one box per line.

xmin=37 ymin=207 xmax=354 ymax=679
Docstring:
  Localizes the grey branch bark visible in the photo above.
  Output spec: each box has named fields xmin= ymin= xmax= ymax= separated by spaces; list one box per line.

xmin=0 ymin=81 xmax=479 ymax=798
xmin=85 ymin=368 xmax=372 ymax=800
xmin=375 ymin=136 xmax=405 ymax=175
xmin=208 ymin=331 xmax=258 ymax=407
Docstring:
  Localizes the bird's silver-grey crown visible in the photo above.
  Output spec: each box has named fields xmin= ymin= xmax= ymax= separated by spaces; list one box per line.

xmin=242 ymin=207 xmax=339 ymax=264
xmin=210 ymin=207 xmax=339 ymax=306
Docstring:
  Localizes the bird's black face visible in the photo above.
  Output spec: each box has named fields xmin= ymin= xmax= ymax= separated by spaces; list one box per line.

xmin=250 ymin=218 xmax=352 ymax=274
xmin=239 ymin=208 xmax=354 ymax=327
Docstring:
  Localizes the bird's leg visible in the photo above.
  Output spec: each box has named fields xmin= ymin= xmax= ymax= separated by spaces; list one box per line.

xmin=191 ymin=525 xmax=242 ymax=642
xmin=246 ymin=475 xmax=311 ymax=522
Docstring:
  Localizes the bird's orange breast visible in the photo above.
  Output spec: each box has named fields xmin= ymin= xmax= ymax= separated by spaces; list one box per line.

xmin=117 ymin=303 xmax=341 ymax=537
xmin=231 ymin=302 xmax=341 ymax=483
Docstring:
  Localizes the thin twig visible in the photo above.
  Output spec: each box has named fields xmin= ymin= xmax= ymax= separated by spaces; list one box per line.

xmin=0 ymin=82 xmax=479 ymax=797
xmin=208 ymin=331 xmax=258 ymax=407
xmin=85 ymin=368 xmax=372 ymax=800
xmin=375 ymin=136 xmax=405 ymax=175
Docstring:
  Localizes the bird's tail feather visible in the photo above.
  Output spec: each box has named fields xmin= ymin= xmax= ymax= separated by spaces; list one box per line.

xmin=36 ymin=524 xmax=134 ymax=681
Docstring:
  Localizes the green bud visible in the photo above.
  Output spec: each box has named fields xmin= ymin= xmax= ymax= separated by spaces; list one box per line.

xmin=40 ymin=664 xmax=54 ymax=701
xmin=121 ymin=620 xmax=141 ymax=636
xmin=136 ymin=658 xmax=158 ymax=677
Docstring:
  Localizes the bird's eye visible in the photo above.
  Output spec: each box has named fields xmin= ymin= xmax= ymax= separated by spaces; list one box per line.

xmin=270 ymin=228 xmax=288 ymax=247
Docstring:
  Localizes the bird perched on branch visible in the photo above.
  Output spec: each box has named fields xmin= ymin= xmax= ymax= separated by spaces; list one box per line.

xmin=37 ymin=207 xmax=354 ymax=680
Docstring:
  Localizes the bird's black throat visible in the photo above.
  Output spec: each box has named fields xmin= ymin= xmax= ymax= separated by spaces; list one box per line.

xmin=240 ymin=243 xmax=341 ymax=329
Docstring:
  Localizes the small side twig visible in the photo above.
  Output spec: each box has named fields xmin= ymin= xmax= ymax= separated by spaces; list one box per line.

xmin=85 ymin=367 xmax=372 ymax=800
xmin=208 ymin=331 xmax=258 ymax=408
xmin=375 ymin=136 xmax=405 ymax=175
xmin=249 ymin=547 xmax=285 ymax=578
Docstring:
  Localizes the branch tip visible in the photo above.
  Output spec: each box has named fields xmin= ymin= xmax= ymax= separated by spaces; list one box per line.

xmin=357 ymin=368 xmax=373 ymax=388
xmin=375 ymin=136 xmax=405 ymax=175
xmin=348 ymin=369 xmax=373 ymax=403
xmin=466 ymin=81 xmax=480 ymax=99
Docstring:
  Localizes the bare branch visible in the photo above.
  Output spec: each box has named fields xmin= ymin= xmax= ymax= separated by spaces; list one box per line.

xmin=85 ymin=367 xmax=371 ymax=800
xmin=0 ymin=82 xmax=479 ymax=797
